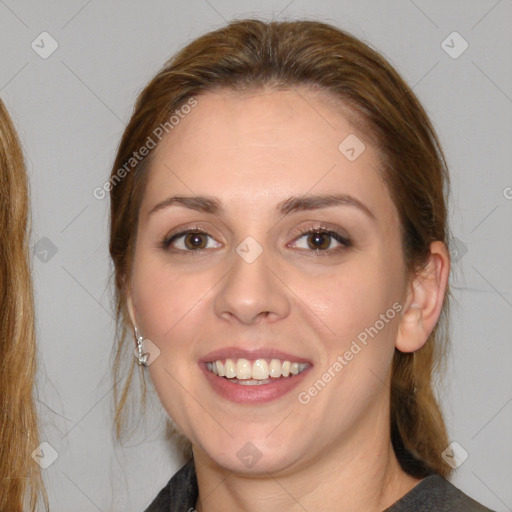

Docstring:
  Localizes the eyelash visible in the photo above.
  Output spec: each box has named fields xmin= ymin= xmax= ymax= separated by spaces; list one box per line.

xmin=160 ymin=224 xmax=352 ymax=256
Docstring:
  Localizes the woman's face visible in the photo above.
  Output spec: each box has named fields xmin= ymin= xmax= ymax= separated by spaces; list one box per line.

xmin=128 ymin=87 xmax=412 ymax=474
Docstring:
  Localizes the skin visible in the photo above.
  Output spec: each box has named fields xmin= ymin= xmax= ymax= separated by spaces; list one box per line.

xmin=127 ymin=86 xmax=450 ymax=512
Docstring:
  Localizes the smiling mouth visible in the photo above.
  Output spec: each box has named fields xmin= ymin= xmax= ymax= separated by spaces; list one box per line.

xmin=205 ymin=358 xmax=310 ymax=385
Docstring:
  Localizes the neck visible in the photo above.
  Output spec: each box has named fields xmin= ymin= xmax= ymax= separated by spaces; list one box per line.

xmin=192 ymin=405 xmax=422 ymax=512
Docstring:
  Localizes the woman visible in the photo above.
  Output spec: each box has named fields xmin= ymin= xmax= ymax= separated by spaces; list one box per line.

xmin=0 ymin=98 xmax=46 ymax=511
xmin=108 ymin=19 xmax=495 ymax=511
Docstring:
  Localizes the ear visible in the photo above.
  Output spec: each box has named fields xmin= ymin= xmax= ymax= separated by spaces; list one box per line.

xmin=395 ymin=241 xmax=450 ymax=353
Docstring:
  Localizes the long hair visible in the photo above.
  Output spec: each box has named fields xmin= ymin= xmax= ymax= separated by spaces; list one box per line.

xmin=0 ymin=98 xmax=46 ymax=511
xmin=109 ymin=19 xmax=452 ymax=478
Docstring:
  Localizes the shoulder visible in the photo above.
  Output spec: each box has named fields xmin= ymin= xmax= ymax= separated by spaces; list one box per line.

xmin=386 ymin=473 xmax=496 ymax=512
xmin=143 ymin=459 xmax=197 ymax=512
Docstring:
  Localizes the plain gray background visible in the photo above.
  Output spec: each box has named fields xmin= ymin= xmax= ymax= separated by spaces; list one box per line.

xmin=1 ymin=0 xmax=511 ymax=510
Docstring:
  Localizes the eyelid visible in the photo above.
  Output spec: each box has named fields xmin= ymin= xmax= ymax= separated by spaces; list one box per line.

xmin=291 ymin=222 xmax=350 ymax=241
xmin=161 ymin=224 xmax=218 ymax=250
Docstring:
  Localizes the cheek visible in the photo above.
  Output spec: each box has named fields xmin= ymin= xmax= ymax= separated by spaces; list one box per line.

xmin=299 ymin=258 xmax=399 ymax=346
xmin=307 ymin=269 xmax=400 ymax=385
xmin=131 ymin=253 xmax=211 ymax=345
xmin=298 ymin=258 xmax=402 ymax=409
xmin=131 ymin=258 xmax=212 ymax=427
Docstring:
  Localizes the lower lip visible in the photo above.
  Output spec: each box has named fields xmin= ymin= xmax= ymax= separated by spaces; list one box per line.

xmin=200 ymin=363 xmax=311 ymax=404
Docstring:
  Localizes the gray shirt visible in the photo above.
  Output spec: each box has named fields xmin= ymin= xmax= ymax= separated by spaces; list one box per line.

xmin=144 ymin=459 xmax=495 ymax=511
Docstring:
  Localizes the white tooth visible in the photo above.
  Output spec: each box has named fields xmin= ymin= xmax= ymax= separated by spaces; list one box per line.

xmin=209 ymin=357 xmax=307 ymax=379
xmin=225 ymin=358 xmax=236 ymax=378
xmin=269 ymin=359 xmax=282 ymax=378
xmin=216 ymin=360 xmax=225 ymax=377
xmin=236 ymin=358 xmax=252 ymax=379
xmin=238 ymin=379 xmax=272 ymax=386
xmin=252 ymin=359 xmax=269 ymax=380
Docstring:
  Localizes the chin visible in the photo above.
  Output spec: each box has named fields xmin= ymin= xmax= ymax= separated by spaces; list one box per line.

xmin=195 ymin=432 xmax=303 ymax=475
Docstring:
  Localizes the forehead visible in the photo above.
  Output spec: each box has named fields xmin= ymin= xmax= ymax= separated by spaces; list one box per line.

xmin=153 ymin=86 xmax=369 ymax=163
xmin=141 ymin=87 xmax=396 ymax=224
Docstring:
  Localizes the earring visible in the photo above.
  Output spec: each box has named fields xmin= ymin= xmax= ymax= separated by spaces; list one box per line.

xmin=134 ymin=326 xmax=148 ymax=367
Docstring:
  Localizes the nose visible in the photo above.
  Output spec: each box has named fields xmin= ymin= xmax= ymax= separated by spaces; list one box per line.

xmin=214 ymin=240 xmax=291 ymax=325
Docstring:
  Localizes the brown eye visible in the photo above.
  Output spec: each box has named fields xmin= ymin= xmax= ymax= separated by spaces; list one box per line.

xmin=184 ymin=232 xmax=208 ymax=250
xmin=162 ymin=229 xmax=222 ymax=252
xmin=289 ymin=227 xmax=351 ymax=255
xmin=307 ymin=232 xmax=332 ymax=250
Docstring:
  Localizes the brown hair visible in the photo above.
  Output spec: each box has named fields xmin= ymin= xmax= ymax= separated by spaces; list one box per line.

xmin=0 ymin=98 xmax=46 ymax=510
xmin=109 ymin=19 xmax=452 ymax=478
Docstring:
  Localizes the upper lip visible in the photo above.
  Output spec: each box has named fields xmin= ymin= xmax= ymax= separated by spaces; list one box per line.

xmin=200 ymin=346 xmax=312 ymax=364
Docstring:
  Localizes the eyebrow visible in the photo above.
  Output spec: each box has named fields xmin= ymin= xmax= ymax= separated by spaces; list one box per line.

xmin=148 ymin=193 xmax=376 ymax=221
